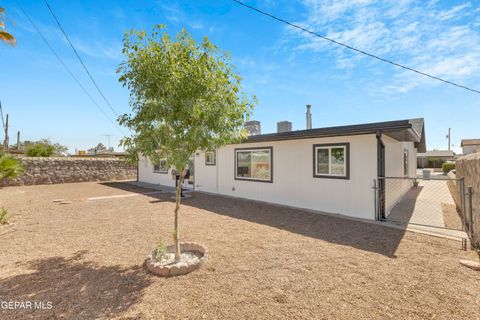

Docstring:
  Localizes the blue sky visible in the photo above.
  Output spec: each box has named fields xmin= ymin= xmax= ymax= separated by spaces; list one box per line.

xmin=1 ymin=0 xmax=479 ymax=153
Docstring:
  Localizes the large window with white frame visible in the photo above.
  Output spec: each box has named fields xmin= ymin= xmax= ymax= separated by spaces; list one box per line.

xmin=313 ymin=143 xmax=349 ymax=179
xmin=235 ymin=147 xmax=273 ymax=182
xmin=153 ymin=158 xmax=168 ymax=174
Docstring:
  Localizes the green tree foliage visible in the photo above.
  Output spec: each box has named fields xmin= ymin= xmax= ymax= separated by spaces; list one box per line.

xmin=26 ymin=143 xmax=54 ymax=157
xmin=95 ymin=143 xmax=107 ymax=151
xmin=24 ymin=139 xmax=68 ymax=157
xmin=118 ymin=25 xmax=255 ymax=261
xmin=0 ymin=7 xmax=16 ymax=46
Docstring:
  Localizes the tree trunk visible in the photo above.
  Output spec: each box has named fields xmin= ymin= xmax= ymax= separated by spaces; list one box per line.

xmin=173 ymin=170 xmax=184 ymax=262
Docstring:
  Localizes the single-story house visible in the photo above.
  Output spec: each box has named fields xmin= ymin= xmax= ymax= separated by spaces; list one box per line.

xmin=138 ymin=117 xmax=426 ymax=221
xmin=416 ymin=150 xmax=455 ymax=169
xmin=460 ymin=139 xmax=480 ymax=155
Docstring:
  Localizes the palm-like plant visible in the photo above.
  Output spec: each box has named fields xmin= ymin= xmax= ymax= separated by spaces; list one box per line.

xmin=0 ymin=7 xmax=16 ymax=46
xmin=0 ymin=154 xmax=24 ymax=182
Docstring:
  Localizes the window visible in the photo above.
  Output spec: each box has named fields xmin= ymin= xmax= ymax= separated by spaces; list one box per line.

xmin=205 ymin=151 xmax=216 ymax=166
xmin=153 ymin=159 xmax=168 ymax=173
xmin=403 ymin=149 xmax=409 ymax=176
xmin=235 ymin=147 xmax=273 ymax=182
xmin=313 ymin=143 xmax=349 ymax=179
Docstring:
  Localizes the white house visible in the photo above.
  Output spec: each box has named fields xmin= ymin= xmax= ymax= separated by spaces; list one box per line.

xmin=138 ymin=117 xmax=425 ymax=221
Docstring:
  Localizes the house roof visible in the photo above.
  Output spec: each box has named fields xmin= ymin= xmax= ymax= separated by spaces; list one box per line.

xmin=244 ymin=118 xmax=426 ymax=152
xmin=461 ymin=139 xmax=480 ymax=147
xmin=417 ymin=150 xmax=455 ymax=158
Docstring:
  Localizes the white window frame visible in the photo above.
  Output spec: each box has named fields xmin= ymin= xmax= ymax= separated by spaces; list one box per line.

xmin=153 ymin=158 xmax=168 ymax=174
xmin=313 ymin=143 xmax=349 ymax=179
xmin=234 ymin=147 xmax=273 ymax=183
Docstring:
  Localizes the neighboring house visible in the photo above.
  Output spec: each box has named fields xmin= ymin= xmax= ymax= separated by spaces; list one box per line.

xmin=460 ymin=139 xmax=480 ymax=155
xmin=417 ymin=150 xmax=455 ymax=169
xmin=138 ymin=117 xmax=425 ymax=221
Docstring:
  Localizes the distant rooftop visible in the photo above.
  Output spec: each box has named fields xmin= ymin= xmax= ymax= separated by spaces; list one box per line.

xmin=460 ymin=139 xmax=480 ymax=147
xmin=417 ymin=150 xmax=455 ymax=158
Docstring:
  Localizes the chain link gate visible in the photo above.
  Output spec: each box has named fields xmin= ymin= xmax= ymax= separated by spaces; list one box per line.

xmin=374 ymin=175 xmax=467 ymax=232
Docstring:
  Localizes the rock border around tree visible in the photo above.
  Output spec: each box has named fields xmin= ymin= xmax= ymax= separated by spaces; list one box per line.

xmin=146 ymin=242 xmax=208 ymax=277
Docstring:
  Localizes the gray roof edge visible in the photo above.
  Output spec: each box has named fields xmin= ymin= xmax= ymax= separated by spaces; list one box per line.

xmin=244 ymin=118 xmax=423 ymax=142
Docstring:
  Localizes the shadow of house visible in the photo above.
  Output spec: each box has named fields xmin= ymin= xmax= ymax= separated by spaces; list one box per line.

xmin=0 ymin=251 xmax=152 ymax=320
xmin=386 ymin=186 xmax=423 ymax=224
xmin=101 ymin=182 xmax=408 ymax=258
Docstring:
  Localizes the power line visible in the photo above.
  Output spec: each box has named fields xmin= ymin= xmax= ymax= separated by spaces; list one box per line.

xmin=43 ymin=0 xmax=123 ymax=117
xmin=18 ymin=5 xmax=126 ymax=135
xmin=232 ymin=0 xmax=480 ymax=95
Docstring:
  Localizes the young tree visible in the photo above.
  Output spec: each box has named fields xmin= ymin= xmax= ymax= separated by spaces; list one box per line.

xmin=118 ymin=25 xmax=255 ymax=261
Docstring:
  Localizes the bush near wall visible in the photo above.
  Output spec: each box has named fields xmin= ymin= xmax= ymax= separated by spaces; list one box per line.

xmin=427 ymin=157 xmax=446 ymax=168
xmin=1 ymin=157 xmax=137 ymax=186
xmin=442 ymin=162 xmax=455 ymax=173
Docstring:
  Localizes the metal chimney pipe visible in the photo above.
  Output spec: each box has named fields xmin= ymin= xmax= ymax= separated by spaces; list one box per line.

xmin=306 ymin=105 xmax=312 ymax=129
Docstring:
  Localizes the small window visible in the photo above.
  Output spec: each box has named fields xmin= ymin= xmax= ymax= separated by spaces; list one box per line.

xmin=205 ymin=151 xmax=216 ymax=166
xmin=313 ymin=143 xmax=349 ymax=179
xmin=403 ymin=149 xmax=409 ymax=176
xmin=235 ymin=147 xmax=273 ymax=182
xmin=153 ymin=159 xmax=168 ymax=173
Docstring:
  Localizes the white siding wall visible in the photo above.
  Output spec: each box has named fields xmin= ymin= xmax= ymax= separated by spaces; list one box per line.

xmin=462 ymin=145 xmax=480 ymax=155
xmin=383 ymin=135 xmax=417 ymax=214
xmin=194 ymin=152 xmax=218 ymax=193
xmin=194 ymin=134 xmax=378 ymax=220
xmin=138 ymin=156 xmax=176 ymax=187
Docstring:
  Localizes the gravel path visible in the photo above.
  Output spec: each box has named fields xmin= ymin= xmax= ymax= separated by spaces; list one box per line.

xmin=0 ymin=181 xmax=478 ymax=319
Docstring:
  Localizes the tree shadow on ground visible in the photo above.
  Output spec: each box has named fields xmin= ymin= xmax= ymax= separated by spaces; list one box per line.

xmin=101 ymin=182 xmax=408 ymax=258
xmin=99 ymin=181 xmax=159 ymax=193
xmin=0 ymin=251 xmax=152 ymax=320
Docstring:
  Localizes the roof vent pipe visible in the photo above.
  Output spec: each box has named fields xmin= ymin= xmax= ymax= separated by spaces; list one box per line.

xmin=306 ymin=105 xmax=312 ymax=129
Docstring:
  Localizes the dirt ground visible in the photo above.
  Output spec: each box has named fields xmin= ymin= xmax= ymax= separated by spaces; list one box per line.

xmin=0 ymin=182 xmax=479 ymax=320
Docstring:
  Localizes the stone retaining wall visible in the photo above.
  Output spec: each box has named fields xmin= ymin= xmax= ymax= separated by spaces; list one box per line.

xmin=453 ymin=153 xmax=480 ymax=248
xmin=2 ymin=157 xmax=137 ymax=186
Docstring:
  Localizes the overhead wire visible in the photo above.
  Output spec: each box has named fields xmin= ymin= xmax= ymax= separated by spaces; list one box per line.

xmin=232 ymin=0 xmax=480 ymax=95
xmin=43 ymin=0 xmax=124 ymax=117
xmin=18 ymin=4 xmax=127 ymax=135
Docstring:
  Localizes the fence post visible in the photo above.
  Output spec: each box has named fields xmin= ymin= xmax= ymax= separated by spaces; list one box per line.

xmin=460 ymin=178 xmax=466 ymax=231
xmin=373 ymin=179 xmax=378 ymax=221
xmin=467 ymin=186 xmax=474 ymax=239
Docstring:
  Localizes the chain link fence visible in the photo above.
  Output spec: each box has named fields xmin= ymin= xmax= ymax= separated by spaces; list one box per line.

xmin=375 ymin=176 xmax=465 ymax=231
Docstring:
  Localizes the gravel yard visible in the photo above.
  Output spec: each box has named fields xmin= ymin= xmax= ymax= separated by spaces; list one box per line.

xmin=0 ymin=181 xmax=478 ymax=319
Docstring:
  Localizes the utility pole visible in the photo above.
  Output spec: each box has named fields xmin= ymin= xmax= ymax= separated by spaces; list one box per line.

xmin=0 ymin=100 xmax=8 ymax=151
xmin=446 ymin=128 xmax=451 ymax=151
xmin=3 ymin=113 xmax=8 ymax=151
xmin=101 ymin=134 xmax=113 ymax=151
xmin=16 ymin=131 xmax=20 ymax=150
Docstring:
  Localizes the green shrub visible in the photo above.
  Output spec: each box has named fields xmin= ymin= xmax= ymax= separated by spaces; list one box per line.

xmin=0 ymin=207 xmax=8 ymax=224
xmin=25 ymin=143 xmax=54 ymax=157
xmin=0 ymin=154 xmax=24 ymax=180
xmin=152 ymin=241 xmax=169 ymax=262
xmin=442 ymin=162 xmax=455 ymax=173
